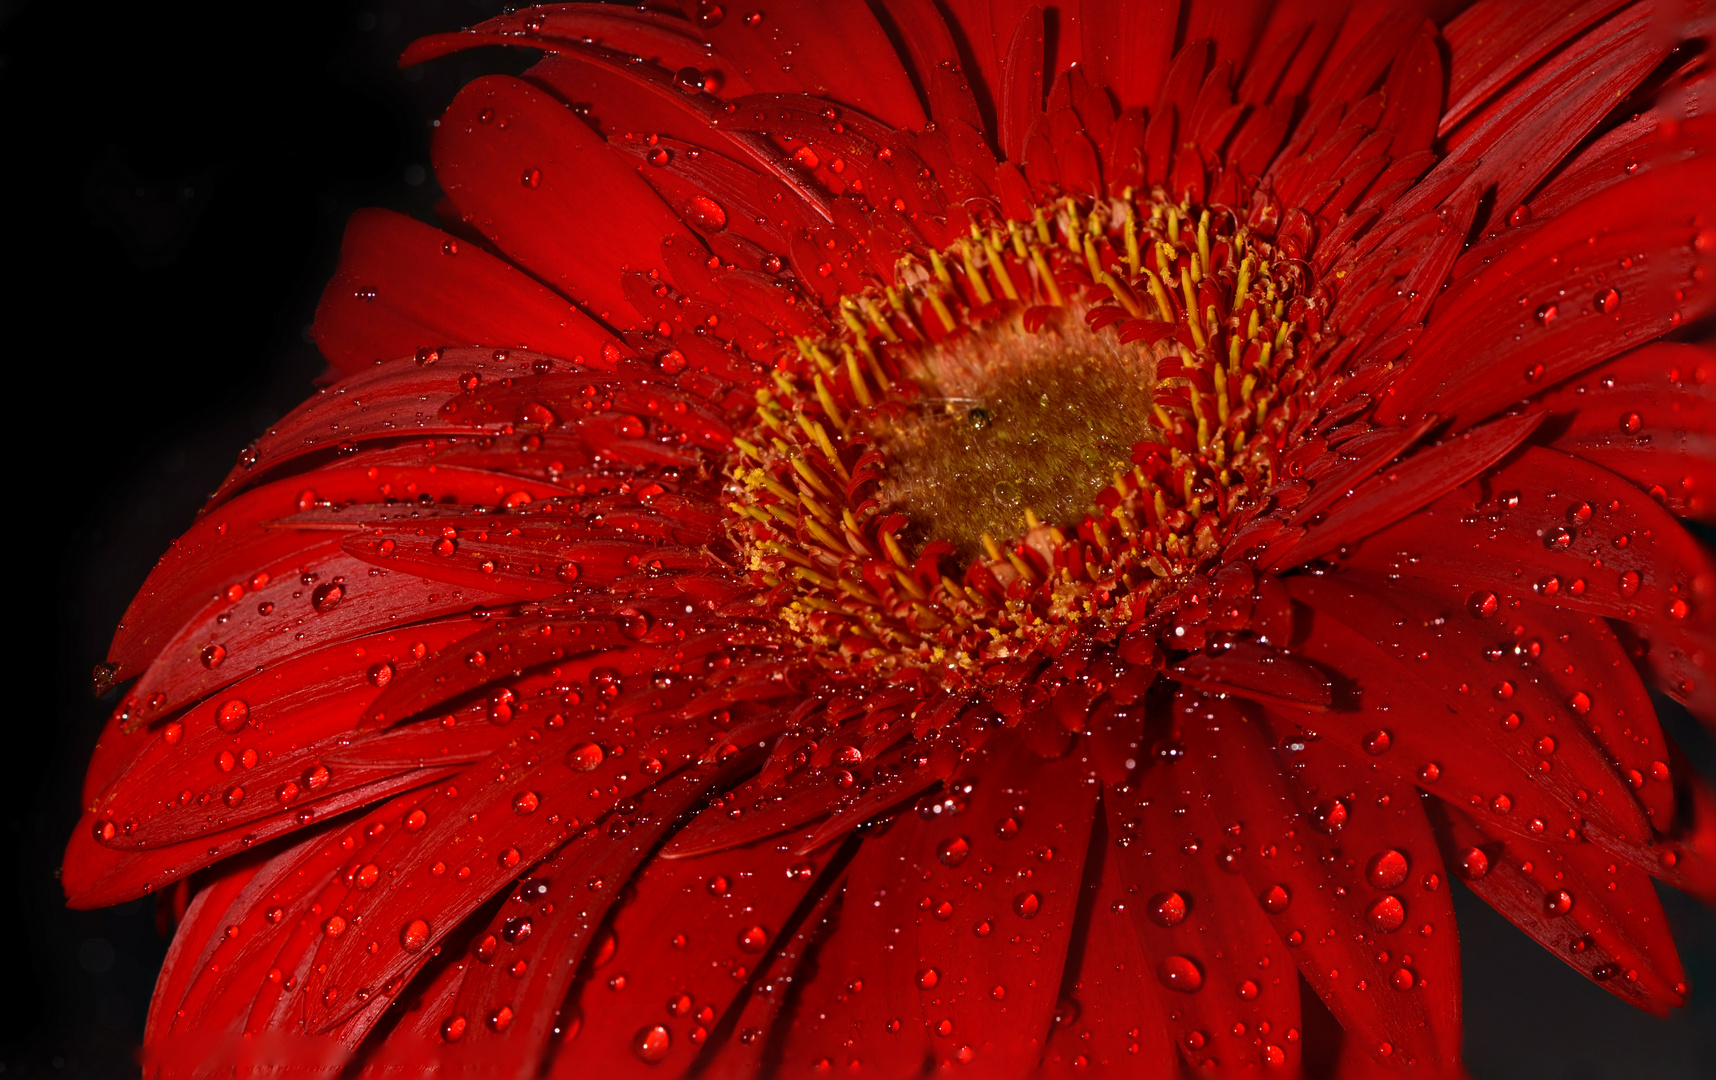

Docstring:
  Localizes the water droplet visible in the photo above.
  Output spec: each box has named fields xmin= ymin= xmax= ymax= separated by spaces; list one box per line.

xmin=521 ymin=168 xmax=541 ymax=188
xmin=323 ymin=915 xmax=348 ymax=938
xmin=1237 ymin=979 xmax=1259 ymax=1000
xmin=995 ymin=816 xmax=1019 ymax=839
xmin=498 ymin=847 xmax=521 ymax=869
xmin=1468 ymin=591 xmax=1499 ymax=619
xmin=1456 ymin=847 xmax=1491 ymax=880
xmin=487 ymin=1005 xmax=515 ymax=1032
xmin=1491 ymin=793 xmax=1513 ymax=815
xmin=1013 ymin=892 xmax=1041 ymax=918
xmin=707 ymin=875 xmax=730 ymax=896
xmin=366 ymin=662 xmax=393 ymax=688
xmin=1391 ymin=967 xmax=1416 ymax=991
xmin=1157 ymin=955 xmax=1204 ymax=993
xmin=1545 ymin=890 xmax=1574 ymax=916
xmin=1363 ymin=729 xmax=1393 ymax=755
xmin=1367 ymin=850 xmax=1410 ymax=889
xmin=556 ymin=562 xmax=582 ymax=584
xmin=1367 ymin=895 xmax=1406 ymax=933
xmin=1618 ymin=570 xmax=1641 ymax=597
xmin=1311 ymin=799 xmax=1349 ymax=834
xmin=917 ymin=967 xmax=940 ymax=989
xmin=738 ymin=925 xmax=769 ymax=952
xmin=1535 ymin=303 xmax=1559 ymax=325
xmin=216 ymin=699 xmax=250 ymax=733
xmin=1594 ymin=287 xmax=1620 ymax=314
xmin=503 ymin=916 xmax=533 ymax=944
xmin=201 ymin=644 xmax=227 ymax=669
xmin=311 ymin=582 xmax=344 ymax=612
xmin=684 ymin=194 xmax=728 ymax=232
xmin=1543 ymin=527 xmax=1573 ymax=551
xmin=1260 ymin=885 xmax=1291 ymax=914
xmin=1418 ymin=762 xmax=1441 ymax=784
xmin=400 ymin=919 xmax=430 ymax=952
xmin=441 ymin=1015 xmax=467 ymax=1042
xmin=937 ymin=836 xmax=970 ymax=867
xmin=1147 ymin=891 xmax=1188 ymax=927
xmin=568 ymin=743 xmax=605 ymax=771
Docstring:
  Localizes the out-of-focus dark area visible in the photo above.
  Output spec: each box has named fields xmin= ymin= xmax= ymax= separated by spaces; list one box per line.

xmin=1 ymin=0 xmax=1712 ymax=1075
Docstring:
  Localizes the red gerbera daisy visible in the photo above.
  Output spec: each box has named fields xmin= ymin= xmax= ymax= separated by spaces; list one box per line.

xmin=66 ymin=0 xmax=1716 ymax=1075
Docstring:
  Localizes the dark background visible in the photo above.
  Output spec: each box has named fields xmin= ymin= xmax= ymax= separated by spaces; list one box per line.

xmin=1 ymin=1 xmax=1712 ymax=1076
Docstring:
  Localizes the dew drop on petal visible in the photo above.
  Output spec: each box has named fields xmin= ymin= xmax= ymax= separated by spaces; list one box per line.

xmin=216 ymin=699 xmax=250 ymax=733
xmin=1366 ymin=850 xmax=1410 ymax=890
xmin=1147 ymin=891 xmax=1188 ymax=927
xmin=1013 ymin=892 xmax=1041 ymax=919
xmin=568 ymin=743 xmax=605 ymax=771
xmin=1545 ymin=890 xmax=1575 ymax=916
xmin=1157 ymin=955 xmax=1204 ymax=993
xmin=1594 ymin=287 xmax=1620 ymax=314
xmin=1363 ymin=729 xmax=1392 ymax=755
xmin=400 ymin=919 xmax=431 ymax=952
xmin=1367 ymin=896 xmax=1406 ymax=933
xmin=1455 ymin=847 xmax=1491 ymax=881
xmin=1260 ymin=885 xmax=1291 ymax=914
xmin=937 ymin=836 xmax=970 ymax=867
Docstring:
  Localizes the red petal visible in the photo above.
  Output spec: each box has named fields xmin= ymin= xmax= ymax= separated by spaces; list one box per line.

xmin=680 ymin=0 xmax=927 ymax=132
xmin=1429 ymin=802 xmax=1687 ymax=1014
xmin=432 ymin=75 xmax=691 ymax=330
xmin=1181 ymin=695 xmax=1462 ymax=1070
xmin=1534 ymin=341 xmax=1716 ymax=521
xmin=690 ymin=874 xmax=844 ymax=1077
xmin=777 ymin=734 xmax=1097 ymax=1076
xmin=557 ymin=820 xmax=833 ymax=1076
xmin=312 ymin=209 xmax=614 ymax=376
xmin=106 ymin=461 xmax=555 ymax=686
xmin=1260 ymin=412 xmax=1545 ymax=571
xmin=88 ymin=617 xmax=488 ymax=848
xmin=1170 ymin=640 xmax=1333 ymax=710
xmin=296 ymin=705 xmax=729 ymax=1031
xmin=1439 ymin=3 xmax=1665 ymax=221
xmin=435 ymin=763 xmax=740 ymax=1076
xmin=1344 ymin=446 xmax=1716 ymax=723
xmin=998 ymin=5 xmax=1046 ymax=164
xmin=1038 ymin=793 xmax=1179 ymax=1076
xmin=1080 ymin=0 xmax=1179 ymax=114
xmin=118 ymin=548 xmax=520 ymax=729
xmin=1285 ymin=573 xmax=1654 ymax=860
xmin=208 ymin=347 xmax=560 ymax=507
xmin=1109 ymin=754 xmax=1301 ymax=1072
xmin=1440 ymin=0 xmax=1634 ymax=135
xmin=1379 ymin=119 xmax=1716 ymax=430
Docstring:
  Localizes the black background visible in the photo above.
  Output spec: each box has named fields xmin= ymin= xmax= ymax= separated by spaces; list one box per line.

xmin=1 ymin=1 xmax=1712 ymax=1075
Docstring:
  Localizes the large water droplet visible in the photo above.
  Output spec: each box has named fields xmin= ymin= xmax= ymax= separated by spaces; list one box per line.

xmin=1366 ymin=850 xmax=1410 ymax=889
xmin=568 ymin=743 xmax=605 ymax=771
xmin=216 ymin=699 xmax=250 ymax=733
xmin=1260 ymin=884 xmax=1291 ymax=914
xmin=1147 ymin=891 xmax=1188 ymax=927
xmin=937 ymin=836 xmax=970 ymax=867
xmin=685 ymin=194 xmax=728 ymax=231
xmin=400 ymin=919 xmax=431 ymax=952
xmin=1367 ymin=896 xmax=1406 ymax=933
xmin=1013 ymin=892 xmax=1041 ymax=919
xmin=1157 ymin=955 xmax=1204 ymax=992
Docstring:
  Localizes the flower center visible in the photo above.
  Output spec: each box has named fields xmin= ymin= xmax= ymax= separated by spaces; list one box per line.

xmin=872 ymin=311 xmax=1156 ymax=561
xmin=725 ymin=189 xmax=1315 ymax=682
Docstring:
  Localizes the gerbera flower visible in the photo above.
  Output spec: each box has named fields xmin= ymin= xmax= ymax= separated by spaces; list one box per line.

xmin=65 ymin=0 xmax=1716 ymax=1075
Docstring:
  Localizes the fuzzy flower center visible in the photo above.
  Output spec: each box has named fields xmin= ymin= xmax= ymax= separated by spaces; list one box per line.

xmin=725 ymin=189 xmax=1315 ymax=681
